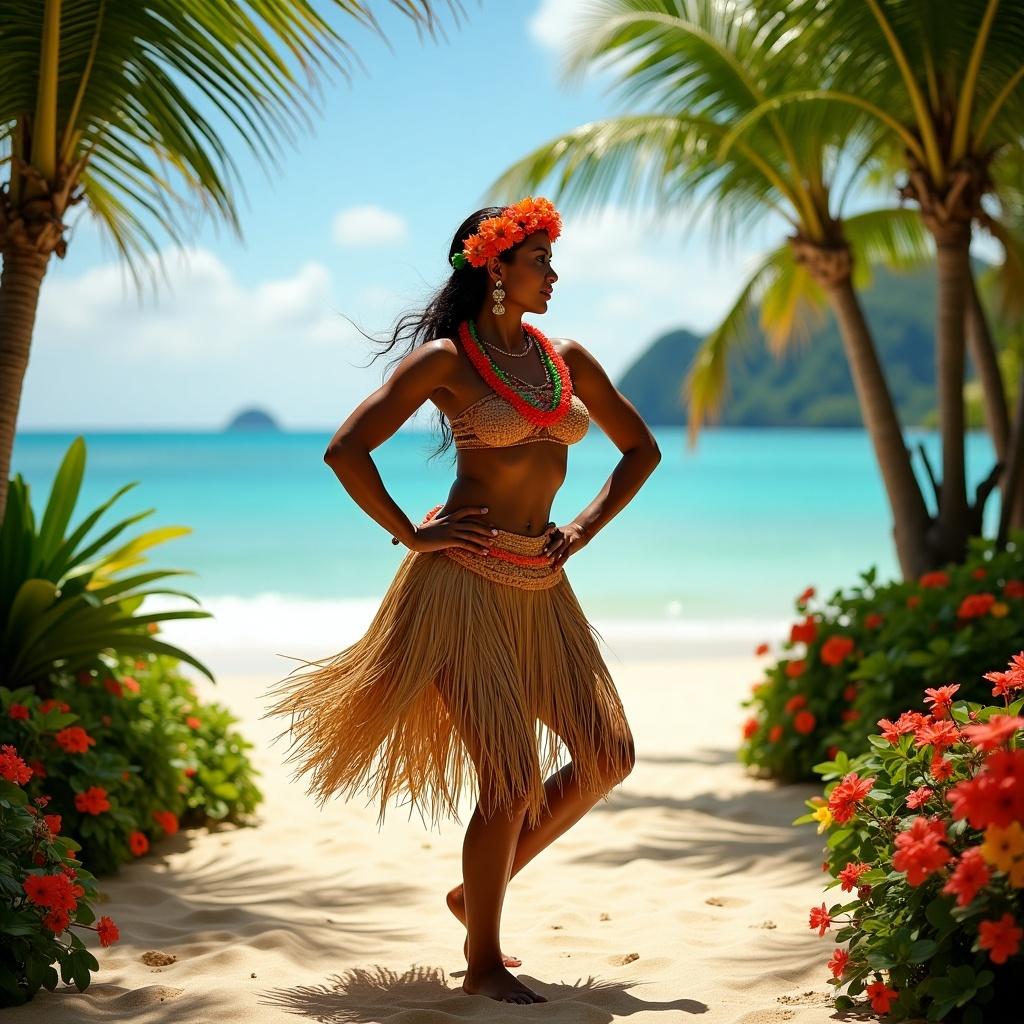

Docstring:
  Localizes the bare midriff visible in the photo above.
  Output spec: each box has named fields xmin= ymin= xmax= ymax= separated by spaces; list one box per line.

xmin=437 ymin=442 xmax=569 ymax=537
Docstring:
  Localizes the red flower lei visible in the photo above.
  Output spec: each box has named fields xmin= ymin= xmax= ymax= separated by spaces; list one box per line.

xmin=457 ymin=319 xmax=573 ymax=427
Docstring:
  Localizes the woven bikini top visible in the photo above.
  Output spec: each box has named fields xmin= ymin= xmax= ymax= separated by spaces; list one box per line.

xmin=448 ymin=389 xmax=591 ymax=450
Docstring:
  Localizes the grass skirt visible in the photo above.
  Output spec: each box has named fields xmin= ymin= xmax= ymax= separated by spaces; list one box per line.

xmin=260 ymin=505 xmax=633 ymax=831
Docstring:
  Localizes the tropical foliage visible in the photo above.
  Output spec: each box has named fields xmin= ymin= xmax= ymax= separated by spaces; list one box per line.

xmin=796 ymin=655 xmax=1023 ymax=1021
xmin=1 ymin=436 xmax=215 ymax=688
xmin=741 ymin=531 xmax=1024 ymax=782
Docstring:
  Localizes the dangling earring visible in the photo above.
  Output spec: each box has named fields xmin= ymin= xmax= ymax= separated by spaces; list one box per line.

xmin=492 ymin=278 xmax=505 ymax=316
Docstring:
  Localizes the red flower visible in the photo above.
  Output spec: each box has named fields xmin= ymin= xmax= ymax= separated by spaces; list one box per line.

xmin=129 ymin=831 xmax=149 ymax=856
xmin=906 ymin=594 xmax=921 ymax=608
xmin=769 ymin=724 xmax=783 ymax=742
xmin=742 ymin=716 xmax=759 ymax=739
xmin=828 ymin=771 xmax=875 ymax=823
xmin=878 ymin=710 xmax=925 ymax=745
xmin=794 ymin=710 xmax=816 ymax=735
xmin=42 ymin=908 xmax=70 ymax=934
xmin=837 ymin=861 xmax=871 ymax=893
xmin=785 ymin=659 xmax=807 ymax=679
xmin=840 ymin=709 xmax=860 ymax=723
xmin=96 ymin=915 xmax=120 ymax=947
xmin=44 ymin=814 xmax=62 ymax=837
xmin=184 ymin=766 xmax=197 ymax=778
xmin=863 ymin=612 xmax=884 ymax=630
xmin=977 ymin=912 xmax=1022 ymax=964
xmin=930 ymin=755 xmax=955 ymax=781
xmin=820 ymin=635 xmax=855 ymax=667
xmin=946 ymin=750 xmax=1024 ymax=829
xmin=104 ymin=677 xmax=124 ymax=698
xmin=919 ymin=571 xmax=950 ymax=588
xmin=28 ymin=759 xmax=47 ymax=779
xmin=38 ymin=699 xmax=71 ymax=713
xmin=942 ymin=847 xmax=990 ymax=907
xmin=923 ymin=684 xmax=960 ymax=718
xmin=186 ymin=715 xmax=202 ymax=730
xmin=1003 ymin=580 xmax=1024 ymax=598
xmin=826 ymin=744 xmax=839 ymax=759
xmin=0 ymin=744 xmax=33 ymax=785
xmin=827 ymin=947 xmax=849 ymax=978
xmin=906 ymin=787 xmax=933 ymax=810
xmin=121 ymin=675 xmax=141 ymax=694
xmin=962 ymin=715 xmax=1024 ymax=752
xmin=22 ymin=872 xmax=84 ymax=912
xmin=8 ymin=703 xmax=29 ymax=720
xmin=914 ymin=718 xmax=959 ymax=753
xmin=842 ymin=684 xmax=858 ymax=701
xmin=957 ymin=593 xmax=996 ymax=619
xmin=971 ymin=567 xmax=988 ymax=579
xmin=797 ymin=586 xmax=816 ymax=604
xmin=55 ymin=725 xmax=96 ymax=754
xmin=784 ymin=694 xmax=807 ymax=713
xmin=808 ymin=901 xmax=831 ymax=936
xmin=892 ymin=816 xmax=953 ymax=885
xmin=866 ymin=979 xmax=899 ymax=1013
xmin=74 ymin=786 xmax=111 ymax=815
xmin=790 ymin=615 xmax=817 ymax=645
xmin=755 ymin=642 xmax=769 ymax=656
xmin=152 ymin=810 xmax=179 ymax=836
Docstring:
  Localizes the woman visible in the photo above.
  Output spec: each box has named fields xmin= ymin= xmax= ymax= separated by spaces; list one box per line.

xmin=262 ymin=196 xmax=661 ymax=1005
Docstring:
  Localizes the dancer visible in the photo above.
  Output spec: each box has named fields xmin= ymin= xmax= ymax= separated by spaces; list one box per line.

xmin=262 ymin=196 xmax=661 ymax=1004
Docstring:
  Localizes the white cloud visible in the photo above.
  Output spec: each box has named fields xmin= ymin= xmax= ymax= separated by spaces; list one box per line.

xmin=20 ymin=246 xmax=403 ymax=430
xmin=331 ymin=204 xmax=408 ymax=247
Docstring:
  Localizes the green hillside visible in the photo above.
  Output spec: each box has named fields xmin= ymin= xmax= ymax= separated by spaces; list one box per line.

xmin=616 ymin=261 xmax=989 ymax=429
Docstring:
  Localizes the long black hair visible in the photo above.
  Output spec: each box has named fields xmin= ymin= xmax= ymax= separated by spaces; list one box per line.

xmin=342 ymin=206 xmax=525 ymax=464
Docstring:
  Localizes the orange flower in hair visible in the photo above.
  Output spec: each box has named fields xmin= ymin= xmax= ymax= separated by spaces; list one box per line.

xmin=451 ymin=196 xmax=562 ymax=269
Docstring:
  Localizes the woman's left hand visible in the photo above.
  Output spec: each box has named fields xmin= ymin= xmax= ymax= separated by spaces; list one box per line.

xmin=541 ymin=522 xmax=588 ymax=570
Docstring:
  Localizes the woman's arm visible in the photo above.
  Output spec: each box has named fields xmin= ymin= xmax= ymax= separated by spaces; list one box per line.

xmin=562 ymin=339 xmax=661 ymax=541
xmin=324 ymin=339 xmax=454 ymax=548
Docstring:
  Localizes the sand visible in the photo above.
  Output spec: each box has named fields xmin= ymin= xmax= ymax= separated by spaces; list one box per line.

xmin=7 ymin=652 xmax=846 ymax=1023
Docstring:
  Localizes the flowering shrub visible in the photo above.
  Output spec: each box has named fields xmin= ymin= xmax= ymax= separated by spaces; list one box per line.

xmin=1 ymin=651 xmax=262 ymax=876
xmin=0 ymin=743 xmax=119 ymax=1007
xmin=795 ymin=651 xmax=1023 ymax=1021
xmin=741 ymin=532 xmax=1024 ymax=781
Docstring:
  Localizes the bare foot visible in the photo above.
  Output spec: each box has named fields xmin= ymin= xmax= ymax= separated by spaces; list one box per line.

xmin=446 ymin=884 xmax=522 ymax=968
xmin=463 ymin=963 xmax=548 ymax=1004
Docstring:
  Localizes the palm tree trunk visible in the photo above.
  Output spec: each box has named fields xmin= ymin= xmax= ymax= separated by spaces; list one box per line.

xmin=965 ymin=266 xmax=1009 ymax=461
xmin=934 ymin=240 xmax=971 ymax=563
xmin=0 ymin=249 xmax=50 ymax=525
xmin=827 ymin=279 xmax=933 ymax=578
xmin=998 ymin=364 xmax=1024 ymax=548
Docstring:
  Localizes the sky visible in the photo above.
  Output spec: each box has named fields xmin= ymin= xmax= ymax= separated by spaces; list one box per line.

xmin=17 ymin=0 xmax=999 ymax=431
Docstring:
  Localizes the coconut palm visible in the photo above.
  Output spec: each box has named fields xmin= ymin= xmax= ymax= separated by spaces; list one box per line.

xmin=747 ymin=0 xmax=1024 ymax=562
xmin=0 ymin=0 xmax=464 ymax=525
xmin=487 ymin=0 xmax=942 ymax=578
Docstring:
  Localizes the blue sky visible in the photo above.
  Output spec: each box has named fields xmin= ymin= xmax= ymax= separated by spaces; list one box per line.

xmin=17 ymin=0 xmax=997 ymax=431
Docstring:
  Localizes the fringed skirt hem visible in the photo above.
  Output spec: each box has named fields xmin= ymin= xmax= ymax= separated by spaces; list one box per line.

xmin=260 ymin=506 xmax=633 ymax=832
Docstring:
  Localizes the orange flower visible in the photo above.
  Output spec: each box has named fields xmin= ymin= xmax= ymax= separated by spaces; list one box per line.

xmin=977 ymin=912 xmax=1022 ymax=964
xmin=74 ymin=786 xmax=110 ymax=815
xmin=186 ymin=715 xmax=201 ymax=730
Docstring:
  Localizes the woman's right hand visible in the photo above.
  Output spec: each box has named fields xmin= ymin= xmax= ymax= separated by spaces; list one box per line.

xmin=410 ymin=505 xmax=497 ymax=555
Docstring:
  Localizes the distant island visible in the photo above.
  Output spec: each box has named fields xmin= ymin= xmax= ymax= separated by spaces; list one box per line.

xmin=225 ymin=407 xmax=281 ymax=432
xmin=617 ymin=258 xmax=992 ymax=430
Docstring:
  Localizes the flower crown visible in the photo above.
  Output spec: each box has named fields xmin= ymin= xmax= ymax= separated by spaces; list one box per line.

xmin=450 ymin=196 xmax=562 ymax=270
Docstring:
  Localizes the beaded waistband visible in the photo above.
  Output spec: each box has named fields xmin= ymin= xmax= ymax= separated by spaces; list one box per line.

xmin=420 ymin=504 xmax=563 ymax=590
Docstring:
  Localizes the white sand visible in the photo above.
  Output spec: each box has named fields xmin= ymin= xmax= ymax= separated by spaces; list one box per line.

xmin=9 ymin=652 xmax=845 ymax=1023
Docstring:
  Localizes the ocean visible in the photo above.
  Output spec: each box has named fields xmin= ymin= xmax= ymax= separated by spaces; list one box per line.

xmin=10 ymin=426 xmax=1003 ymax=667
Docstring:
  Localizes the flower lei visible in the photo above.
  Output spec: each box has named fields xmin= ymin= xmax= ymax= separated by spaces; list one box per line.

xmin=457 ymin=318 xmax=573 ymax=427
xmin=450 ymin=196 xmax=562 ymax=270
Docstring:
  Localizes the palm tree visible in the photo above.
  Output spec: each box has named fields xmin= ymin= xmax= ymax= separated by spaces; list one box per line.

xmin=487 ymin=0 xmax=939 ymax=578
xmin=749 ymin=0 xmax=1024 ymax=562
xmin=0 ymin=0 xmax=465 ymax=525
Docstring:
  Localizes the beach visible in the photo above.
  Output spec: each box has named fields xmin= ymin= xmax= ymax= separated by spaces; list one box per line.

xmin=7 ymin=646 xmax=842 ymax=1023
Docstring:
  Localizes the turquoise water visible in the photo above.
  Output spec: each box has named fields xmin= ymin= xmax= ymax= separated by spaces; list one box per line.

xmin=10 ymin=426 xmax=1002 ymax=625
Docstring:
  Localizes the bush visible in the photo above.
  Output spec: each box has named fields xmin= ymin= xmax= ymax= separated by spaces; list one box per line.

xmin=741 ymin=533 xmax=1024 ymax=782
xmin=795 ymin=651 xmax=1023 ymax=1022
xmin=1 ymin=651 xmax=262 ymax=876
xmin=0 ymin=743 xmax=118 ymax=1007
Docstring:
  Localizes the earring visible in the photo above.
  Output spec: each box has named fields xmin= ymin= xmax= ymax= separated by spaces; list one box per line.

xmin=492 ymin=278 xmax=505 ymax=316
